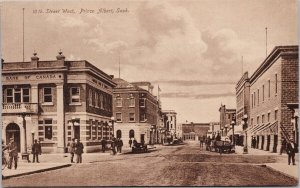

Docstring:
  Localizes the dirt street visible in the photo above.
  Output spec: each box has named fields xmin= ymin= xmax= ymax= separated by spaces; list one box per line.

xmin=2 ymin=142 xmax=298 ymax=187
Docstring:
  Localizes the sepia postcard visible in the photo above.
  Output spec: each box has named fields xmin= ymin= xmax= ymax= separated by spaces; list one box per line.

xmin=0 ymin=0 xmax=299 ymax=187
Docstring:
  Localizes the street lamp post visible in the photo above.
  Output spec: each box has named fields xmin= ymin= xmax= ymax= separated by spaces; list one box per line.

xmin=20 ymin=106 xmax=30 ymax=162
xmin=31 ymin=130 xmax=35 ymax=144
xmin=150 ymin=125 xmax=155 ymax=145
xmin=111 ymin=117 xmax=115 ymax=138
xmin=231 ymin=120 xmax=236 ymax=146
xmin=242 ymin=114 xmax=248 ymax=154
xmin=224 ymin=124 xmax=229 ymax=137
xmin=221 ymin=128 xmax=224 ymax=137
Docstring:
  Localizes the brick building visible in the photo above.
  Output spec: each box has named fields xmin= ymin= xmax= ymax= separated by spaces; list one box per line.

xmin=248 ymin=45 xmax=298 ymax=153
xmin=112 ymin=78 xmax=160 ymax=147
xmin=219 ymin=104 xmax=236 ymax=136
xmin=2 ymin=52 xmax=116 ymax=153
xmin=182 ymin=122 xmax=210 ymax=141
xmin=235 ymin=72 xmax=250 ymax=146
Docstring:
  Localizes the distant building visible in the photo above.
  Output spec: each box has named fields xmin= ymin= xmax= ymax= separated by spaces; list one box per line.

xmin=182 ymin=122 xmax=210 ymax=141
xmin=248 ymin=45 xmax=298 ymax=153
xmin=2 ymin=52 xmax=116 ymax=153
xmin=162 ymin=110 xmax=177 ymax=138
xmin=112 ymin=78 xmax=160 ymax=146
xmin=219 ymin=105 xmax=236 ymax=136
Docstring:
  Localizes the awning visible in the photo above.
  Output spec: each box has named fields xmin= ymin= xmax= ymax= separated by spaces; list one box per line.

xmin=269 ymin=121 xmax=278 ymax=134
xmin=255 ymin=123 xmax=270 ymax=134
xmin=250 ymin=124 xmax=263 ymax=133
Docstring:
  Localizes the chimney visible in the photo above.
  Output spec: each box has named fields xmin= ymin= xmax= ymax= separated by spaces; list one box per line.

xmin=31 ymin=52 xmax=39 ymax=68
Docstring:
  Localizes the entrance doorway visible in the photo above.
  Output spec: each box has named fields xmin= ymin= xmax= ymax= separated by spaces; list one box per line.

xmin=116 ymin=130 xmax=122 ymax=139
xmin=140 ymin=134 xmax=145 ymax=144
xmin=74 ymin=126 xmax=80 ymax=140
xmin=6 ymin=123 xmax=21 ymax=152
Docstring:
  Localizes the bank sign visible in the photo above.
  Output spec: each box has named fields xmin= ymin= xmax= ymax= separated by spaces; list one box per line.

xmin=3 ymin=73 xmax=63 ymax=83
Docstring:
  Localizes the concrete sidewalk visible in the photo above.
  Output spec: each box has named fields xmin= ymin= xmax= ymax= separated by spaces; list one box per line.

xmin=2 ymin=163 xmax=71 ymax=179
xmin=235 ymin=146 xmax=299 ymax=179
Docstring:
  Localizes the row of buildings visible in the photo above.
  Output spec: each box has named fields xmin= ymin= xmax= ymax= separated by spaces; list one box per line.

xmin=2 ymin=52 xmax=177 ymax=153
xmin=218 ymin=45 xmax=298 ymax=153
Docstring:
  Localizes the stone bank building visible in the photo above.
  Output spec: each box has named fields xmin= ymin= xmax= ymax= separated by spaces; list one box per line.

xmin=2 ymin=52 xmax=116 ymax=153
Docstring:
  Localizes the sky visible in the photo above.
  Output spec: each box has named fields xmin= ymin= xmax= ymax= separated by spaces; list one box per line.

xmin=1 ymin=0 xmax=298 ymax=123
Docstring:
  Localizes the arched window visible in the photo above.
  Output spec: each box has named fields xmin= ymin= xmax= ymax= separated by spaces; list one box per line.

xmin=117 ymin=130 xmax=122 ymax=139
xmin=129 ymin=129 xmax=135 ymax=138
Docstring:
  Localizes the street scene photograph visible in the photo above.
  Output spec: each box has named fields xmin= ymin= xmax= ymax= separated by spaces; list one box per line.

xmin=0 ymin=0 xmax=299 ymax=187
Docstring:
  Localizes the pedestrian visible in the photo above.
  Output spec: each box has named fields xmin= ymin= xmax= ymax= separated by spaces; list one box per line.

xmin=215 ymin=133 xmax=221 ymax=141
xmin=32 ymin=139 xmax=41 ymax=163
xmin=7 ymin=138 xmax=18 ymax=170
xmin=69 ymin=138 xmax=76 ymax=163
xmin=111 ymin=136 xmax=117 ymax=155
xmin=286 ymin=138 xmax=298 ymax=165
xmin=75 ymin=139 xmax=84 ymax=163
xmin=253 ymin=137 xmax=257 ymax=149
xmin=280 ymin=138 xmax=287 ymax=155
xmin=206 ymin=136 xmax=211 ymax=151
xmin=129 ymin=139 xmax=133 ymax=148
xmin=117 ymin=138 xmax=123 ymax=153
xmin=38 ymin=140 xmax=42 ymax=155
xmin=101 ymin=138 xmax=107 ymax=153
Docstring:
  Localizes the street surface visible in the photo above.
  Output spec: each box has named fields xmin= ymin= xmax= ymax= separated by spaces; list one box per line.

xmin=3 ymin=142 xmax=298 ymax=186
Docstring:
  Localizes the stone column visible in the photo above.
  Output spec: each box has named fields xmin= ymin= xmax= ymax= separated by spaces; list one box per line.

xmin=56 ymin=84 xmax=65 ymax=153
xmin=31 ymin=84 xmax=38 ymax=104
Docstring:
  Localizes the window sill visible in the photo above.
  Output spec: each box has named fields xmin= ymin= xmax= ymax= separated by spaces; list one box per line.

xmin=116 ymin=106 xmax=123 ymax=108
xmin=129 ymin=106 xmax=135 ymax=108
xmin=116 ymin=121 xmax=122 ymax=123
xmin=69 ymin=102 xmax=82 ymax=106
xmin=129 ymin=121 xmax=135 ymax=123
xmin=42 ymin=102 xmax=54 ymax=106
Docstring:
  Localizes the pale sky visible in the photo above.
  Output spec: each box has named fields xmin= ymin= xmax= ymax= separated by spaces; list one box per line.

xmin=1 ymin=0 xmax=298 ymax=123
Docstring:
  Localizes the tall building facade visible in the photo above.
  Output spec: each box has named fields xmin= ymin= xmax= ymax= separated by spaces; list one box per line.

xmin=112 ymin=78 xmax=160 ymax=147
xmin=2 ymin=52 xmax=116 ymax=153
xmin=219 ymin=105 xmax=236 ymax=136
xmin=248 ymin=45 xmax=298 ymax=153
xmin=235 ymin=72 xmax=250 ymax=146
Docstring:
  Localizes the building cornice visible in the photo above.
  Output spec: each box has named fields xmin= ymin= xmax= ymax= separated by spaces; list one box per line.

xmin=249 ymin=45 xmax=298 ymax=85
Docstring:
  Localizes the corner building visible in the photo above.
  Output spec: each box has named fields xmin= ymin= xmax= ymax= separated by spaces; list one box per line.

xmin=2 ymin=52 xmax=116 ymax=153
xmin=248 ymin=46 xmax=298 ymax=153
xmin=112 ymin=78 xmax=159 ymax=147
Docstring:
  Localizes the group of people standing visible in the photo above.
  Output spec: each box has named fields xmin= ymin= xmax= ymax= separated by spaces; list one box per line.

xmin=69 ymin=138 xmax=84 ymax=163
xmin=100 ymin=136 xmax=124 ymax=155
xmin=2 ymin=138 xmax=42 ymax=170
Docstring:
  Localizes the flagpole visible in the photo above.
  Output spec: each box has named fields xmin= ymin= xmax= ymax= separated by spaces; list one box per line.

xmin=23 ymin=8 xmax=25 ymax=62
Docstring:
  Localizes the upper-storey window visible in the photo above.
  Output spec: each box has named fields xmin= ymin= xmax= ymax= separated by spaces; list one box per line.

xmin=70 ymin=87 xmax=80 ymax=103
xmin=257 ymin=89 xmax=259 ymax=105
xmin=140 ymin=98 xmax=146 ymax=107
xmin=100 ymin=94 xmax=104 ymax=109
xmin=275 ymin=74 xmax=278 ymax=94
xmin=116 ymin=96 xmax=122 ymax=107
xmin=5 ymin=88 xmax=30 ymax=103
xmin=262 ymin=85 xmax=265 ymax=102
xmin=89 ymin=89 xmax=93 ymax=106
xmin=95 ymin=92 xmax=99 ymax=107
xmin=129 ymin=94 xmax=135 ymax=107
xmin=43 ymin=87 xmax=53 ymax=103
xmin=268 ymin=80 xmax=271 ymax=98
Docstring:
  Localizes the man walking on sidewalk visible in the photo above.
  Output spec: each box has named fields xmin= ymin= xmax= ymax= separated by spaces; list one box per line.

xmin=286 ymin=138 xmax=298 ymax=165
xmin=101 ymin=138 xmax=107 ymax=153
xmin=32 ymin=139 xmax=41 ymax=163
xmin=7 ymin=138 xmax=18 ymax=170
xmin=69 ymin=138 xmax=76 ymax=163
xmin=75 ymin=139 xmax=84 ymax=163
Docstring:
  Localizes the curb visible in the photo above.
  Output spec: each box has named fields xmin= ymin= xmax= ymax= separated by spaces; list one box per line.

xmin=3 ymin=164 xmax=72 ymax=180
xmin=259 ymin=164 xmax=298 ymax=180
